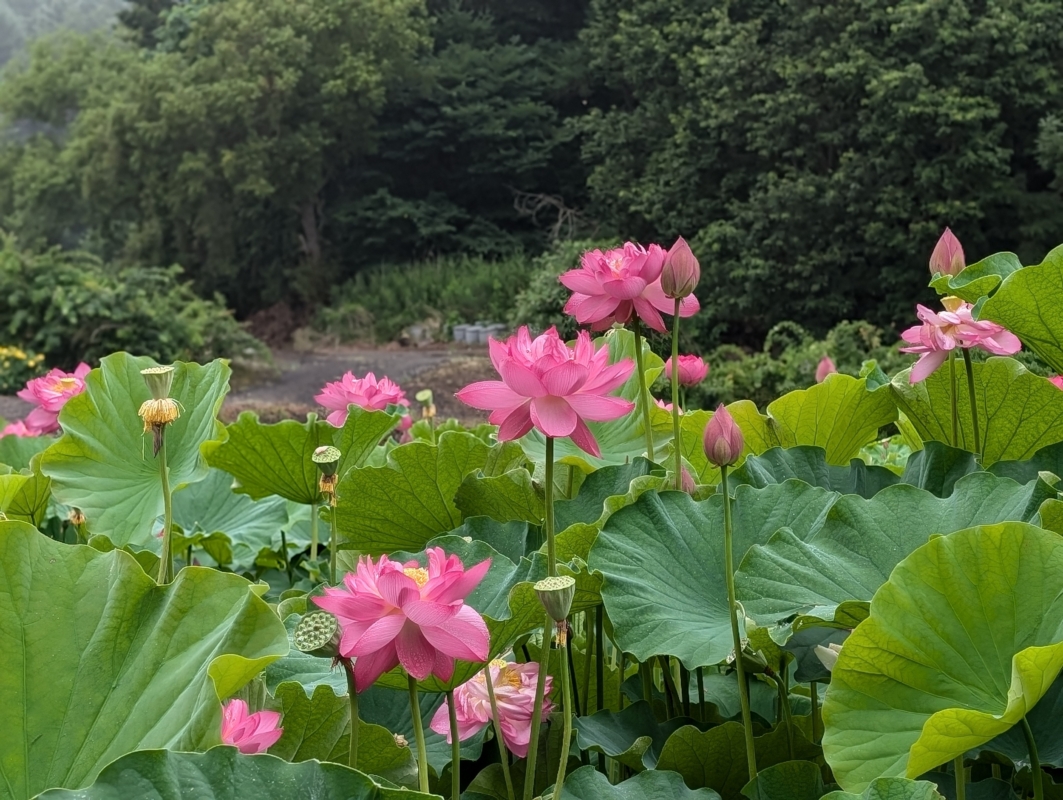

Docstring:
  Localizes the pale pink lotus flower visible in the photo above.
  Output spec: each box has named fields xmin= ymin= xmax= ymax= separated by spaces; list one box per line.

xmin=899 ymin=297 xmax=1021 ymax=383
xmin=0 ymin=419 xmax=38 ymax=438
xmin=654 ymin=398 xmax=682 ymax=415
xmin=16 ymin=363 xmax=91 ymax=434
xmin=704 ymin=404 xmax=743 ymax=468
xmin=220 ymin=698 xmax=283 ymax=754
xmin=815 ymin=356 xmax=837 ymax=383
xmin=929 ymin=228 xmax=965 ymax=277
xmin=456 ymin=326 xmax=635 ymax=457
xmin=429 ymin=658 xmax=553 ymax=758
xmin=1050 ymin=376 xmax=1063 ymax=390
xmin=315 ymin=371 xmax=411 ymax=427
xmin=560 ymin=242 xmax=700 ymax=333
xmin=665 ymin=354 xmax=708 ymax=387
xmin=313 ymin=547 xmax=491 ymax=690
xmin=661 ymin=237 xmax=700 ymax=299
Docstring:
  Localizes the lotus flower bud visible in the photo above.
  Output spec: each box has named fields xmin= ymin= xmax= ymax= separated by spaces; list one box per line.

xmin=815 ymin=356 xmax=837 ymax=383
xmin=680 ymin=465 xmax=696 ymax=495
xmin=703 ymin=404 xmax=743 ymax=468
xmin=814 ymin=642 xmax=843 ymax=672
xmin=534 ymin=575 xmax=576 ymax=623
xmin=929 ymin=228 xmax=965 ymax=277
xmin=661 ymin=237 xmax=700 ymax=299
xmin=293 ymin=610 xmax=341 ymax=659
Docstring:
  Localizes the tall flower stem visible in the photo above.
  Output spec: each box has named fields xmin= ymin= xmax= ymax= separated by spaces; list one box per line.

xmin=670 ymin=299 xmax=683 ymax=489
xmin=721 ymin=465 xmax=757 ymax=780
xmin=523 ymin=612 xmax=553 ymax=800
xmin=342 ymin=660 xmax=359 ymax=770
xmin=309 ymin=500 xmax=319 ymax=563
xmin=329 ymin=502 xmax=339 ymax=583
xmin=949 ymin=351 xmax=959 ymax=448
xmin=1021 ymin=717 xmax=1044 ymax=800
xmin=631 ymin=319 xmax=655 ymax=460
xmin=484 ymin=666 xmax=516 ymax=800
xmin=810 ymin=680 xmax=820 ymax=743
xmin=156 ymin=432 xmax=174 ymax=584
xmin=447 ymin=689 xmax=461 ymax=800
xmin=961 ymin=348 xmax=981 ymax=457
xmin=595 ymin=606 xmax=604 ymax=714
xmin=545 ymin=436 xmax=556 ymax=576
xmin=553 ymin=626 xmax=574 ymax=799
xmin=408 ymin=675 xmax=430 ymax=794
xmin=954 ymin=755 xmax=965 ymax=800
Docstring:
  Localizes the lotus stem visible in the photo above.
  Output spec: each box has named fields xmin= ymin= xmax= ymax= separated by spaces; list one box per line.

xmin=954 ymin=755 xmax=965 ymax=800
xmin=810 ymin=680 xmax=820 ymax=743
xmin=448 ymin=689 xmax=461 ymax=800
xmin=961 ymin=348 xmax=981 ymax=458
xmin=553 ymin=625 xmax=574 ymax=799
xmin=545 ymin=436 xmax=556 ymax=576
xmin=640 ymin=661 xmax=653 ymax=704
xmin=776 ymin=671 xmax=794 ymax=760
xmin=671 ymin=298 xmax=683 ymax=489
xmin=697 ymin=668 xmax=705 ymax=722
xmin=721 ymin=464 xmax=757 ymax=779
xmin=618 ymin=651 xmax=626 ymax=711
xmin=342 ymin=659 xmax=359 ymax=770
xmin=595 ymin=605 xmax=605 ymax=714
xmin=631 ymin=319 xmax=655 ymax=461
xmin=523 ymin=611 xmax=553 ymax=800
xmin=279 ymin=527 xmax=294 ymax=586
xmin=156 ymin=432 xmax=174 ymax=584
xmin=949 ymin=351 xmax=959 ymax=448
xmin=581 ymin=612 xmax=592 ymax=716
xmin=329 ymin=502 xmax=339 ymax=583
xmin=680 ymin=664 xmax=691 ymax=716
xmin=309 ymin=500 xmax=319 ymax=563
xmin=1021 ymin=717 xmax=1043 ymax=800
xmin=408 ymin=675 xmax=430 ymax=794
xmin=484 ymin=666 xmax=516 ymax=800
xmin=566 ymin=635 xmax=581 ymax=717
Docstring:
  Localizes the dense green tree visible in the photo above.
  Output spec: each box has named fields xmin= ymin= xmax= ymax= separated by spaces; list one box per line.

xmin=0 ymin=0 xmax=124 ymax=64
xmin=116 ymin=0 xmax=177 ymax=48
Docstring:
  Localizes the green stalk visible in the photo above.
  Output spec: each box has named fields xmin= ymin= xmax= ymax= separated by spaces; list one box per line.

xmin=408 ymin=675 xmax=430 ymax=794
xmin=595 ymin=606 xmax=604 ymax=714
xmin=680 ymin=664 xmax=691 ymax=717
xmin=631 ymin=319 xmax=655 ymax=460
xmin=640 ymin=661 xmax=653 ymax=704
xmin=484 ymin=666 xmax=516 ymax=800
xmin=721 ymin=465 xmax=757 ymax=780
xmin=448 ymin=689 xmax=461 ymax=800
xmin=617 ymin=651 xmax=626 ymax=711
xmin=156 ymin=431 xmax=174 ymax=584
xmin=810 ymin=680 xmax=820 ymax=744
xmin=954 ymin=755 xmax=965 ymax=800
xmin=309 ymin=500 xmax=319 ymax=562
xmin=949 ymin=351 xmax=959 ymax=448
xmin=566 ymin=636 xmax=581 ymax=718
xmin=671 ymin=298 xmax=683 ymax=489
xmin=776 ymin=673 xmax=794 ymax=760
xmin=1021 ymin=717 xmax=1043 ymax=800
xmin=342 ymin=660 xmax=359 ymax=770
xmin=581 ymin=612 xmax=592 ymax=716
xmin=329 ymin=502 xmax=339 ymax=583
xmin=545 ymin=437 xmax=556 ymax=576
xmin=696 ymin=668 xmax=705 ymax=723
xmin=961 ymin=348 xmax=981 ymax=458
xmin=279 ymin=527 xmax=294 ymax=586
xmin=553 ymin=632 xmax=574 ymax=799
xmin=523 ymin=613 xmax=553 ymax=800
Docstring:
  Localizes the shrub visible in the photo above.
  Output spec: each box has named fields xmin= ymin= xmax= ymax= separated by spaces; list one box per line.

xmin=0 ymin=344 xmax=45 ymax=394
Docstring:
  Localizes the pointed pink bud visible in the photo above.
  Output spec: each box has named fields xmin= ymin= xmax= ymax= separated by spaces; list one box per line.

xmin=815 ymin=356 xmax=837 ymax=383
xmin=680 ymin=465 xmax=696 ymax=495
xmin=929 ymin=228 xmax=965 ymax=277
xmin=661 ymin=237 xmax=700 ymax=299
xmin=703 ymin=404 xmax=743 ymax=468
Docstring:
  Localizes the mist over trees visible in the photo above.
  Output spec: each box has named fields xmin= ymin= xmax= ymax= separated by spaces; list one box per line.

xmin=0 ymin=0 xmax=126 ymax=65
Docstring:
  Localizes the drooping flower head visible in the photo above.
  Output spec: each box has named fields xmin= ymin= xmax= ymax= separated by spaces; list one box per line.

xmin=560 ymin=242 xmax=700 ymax=333
xmin=313 ymin=547 xmax=491 ymax=691
xmin=0 ymin=419 xmax=38 ymax=438
xmin=704 ymin=404 xmax=744 ymax=468
xmin=429 ymin=658 xmax=553 ymax=758
xmin=899 ymin=297 xmax=1021 ymax=383
xmin=815 ymin=356 xmax=837 ymax=383
xmin=16 ymin=363 xmax=91 ymax=435
xmin=665 ymin=354 xmax=708 ymax=387
xmin=315 ymin=371 xmax=411 ymax=428
xmin=929 ymin=228 xmax=965 ymax=277
xmin=456 ymin=326 xmax=635 ymax=457
xmin=221 ymin=699 xmax=283 ymax=754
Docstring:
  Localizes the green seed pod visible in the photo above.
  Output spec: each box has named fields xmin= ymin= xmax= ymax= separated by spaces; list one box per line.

xmin=293 ymin=610 xmax=341 ymax=659
xmin=140 ymin=365 xmax=175 ymax=400
xmin=312 ymin=445 xmax=342 ymax=476
xmin=534 ymin=575 xmax=576 ymax=623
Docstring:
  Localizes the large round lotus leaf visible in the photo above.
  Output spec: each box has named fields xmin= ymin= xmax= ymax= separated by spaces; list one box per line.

xmin=730 ymin=446 xmax=898 ymax=499
xmin=34 ymin=747 xmax=428 ymax=799
xmin=0 ymin=522 xmax=288 ymax=799
xmin=822 ymin=522 xmax=1063 ymax=792
xmin=821 ymin=777 xmax=945 ymax=800
xmin=559 ymin=765 xmax=721 ymax=799
xmin=39 ymin=353 xmax=230 ymax=546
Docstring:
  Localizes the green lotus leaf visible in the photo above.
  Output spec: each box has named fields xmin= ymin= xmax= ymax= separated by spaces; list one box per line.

xmin=731 ymin=446 xmax=899 ymax=499
xmin=39 ymin=353 xmax=229 ymax=546
xmin=990 ymin=440 xmax=1063 ymax=486
xmin=929 ymin=250 xmax=1024 ymax=303
xmin=554 ymin=458 xmax=661 ymax=530
xmin=822 ymin=522 xmax=1063 ymax=792
xmin=766 ymin=373 xmax=898 ymax=465
xmin=979 ymin=669 xmax=1063 ymax=768
xmin=736 ymin=472 xmax=1053 ymax=633
xmin=977 ymin=246 xmax=1063 ymax=373
xmin=740 ymin=760 xmax=824 ymax=800
xmin=783 ymin=627 xmax=850 ymax=683
xmin=821 ymin=777 xmax=946 ymax=800
xmin=34 ymin=747 xmax=430 ymax=800
xmin=0 ymin=433 xmax=50 ymax=470
xmin=918 ymin=773 xmax=1018 ymax=800
xmin=667 ymin=402 xmax=783 ymax=484
xmin=559 ymin=765 xmax=722 ymax=799
xmin=890 ymin=358 xmax=1063 ymax=465
xmin=0 ymin=522 xmax=289 ymax=799
xmin=445 ymin=516 xmax=529 ymax=563
xmin=204 ymin=405 xmax=401 ymax=505
xmin=265 ymin=614 xmax=347 ymax=697
xmin=899 ymin=441 xmax=980 ymax=497
xmin=454 ymin=467 xmax=544 ymax=525
xmin=0 ymin=455 xmax=50 ymax=526
xmin=590 ymin=483 xmax=838 ymax=669
xmin=572 ymin=701 xmax=696 ymax=772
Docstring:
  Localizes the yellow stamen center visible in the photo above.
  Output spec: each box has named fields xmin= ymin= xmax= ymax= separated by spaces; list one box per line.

xmin=501 ymin=666 xmax=523 ymax=688
xmin=403 ymin=567 xmax=429 ymax=588
xmin=54 ymin=377 xmax=79 ymax=391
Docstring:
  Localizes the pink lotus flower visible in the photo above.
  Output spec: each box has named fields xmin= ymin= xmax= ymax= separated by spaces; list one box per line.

xmin=1050 ymin=376 xmax=1063 ymax=390
xmin=313 ymin=547 xmax=491 ymax=690
xmin=560 ymin=242 xmax=700 ymax=333
xmin=221 ymin=699 xmax=283 ymax=754
xmin=16 ymin=363 xmax=91 ymax=435
xmin=315 ymin=371 xmax=411 ymax=427
xmin=929 ymin=228 xmax=965 ymax=277
xmin=899 ymin=297 xmax=1021 ymax=383
xmin=661 ymin=237 xmax=700 ymax=299
xmin=665 ymin=354 xmax=708 ymax=387
xmin=704 ymin=404 xmax=743 ymax=468
xmin=429 ymin=659 xmax=553 ymax=758
xmin=456 ymin=326 xmax=635 ymax=457
xmin=655 ymin=398 xmax=682 ymax=414
xmin=815 ymin=356 xmax=837 ymax=383
xmin=0 ymin=419 xmax=38 ymax=438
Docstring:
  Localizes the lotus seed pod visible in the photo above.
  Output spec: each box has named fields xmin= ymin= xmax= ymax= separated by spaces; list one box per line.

xmin=534 ymin=575 xmax=576 ymax=622
xmin=312 ymin=445 xmax=342 ymax=476
xmin=293 ymin=610 xmax=341 ymax=659
xmin=140 ymin=365 xmax=175 ymax=400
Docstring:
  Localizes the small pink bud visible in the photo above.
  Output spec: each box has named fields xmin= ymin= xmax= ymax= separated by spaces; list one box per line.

xmin=929 ymin=228 xmax=965 ymax=277
xmin=661 ymin=237 xmax=700 ymax=299
xmin=815 ymin=356 xmax=837 ymax=383
xmin=703 ymin=404 xmax=743 ymax=468
xmin=680 ymin=465 xmax=696 ymax=495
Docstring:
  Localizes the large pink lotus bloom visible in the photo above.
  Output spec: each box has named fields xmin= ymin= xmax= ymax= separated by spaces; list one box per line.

xmin=899 ymin=298 xmax=1021 ymax=383
xmin=815 ymin=356 xmax=837 ymax=383
xmin=16 ymin=363 xmax=91 ymax=434
xmin=665 ymin=354 xmax=708 ymax=387
xmin=315 ymin=371 xmax=411 ymax=427
xmin=560 ymin=242 xmax=700 ymax=333
xmin=429 ymin=659 xmax=553 ymax=758
xmin=456 ymin=326 xmax=635 ymax=457
xmin=313 ymin=547 xmax=491 ymax=691
xmin=220 ymin=699 xmax=283 ymax=754
xmin=929 ymin=228 xmax=965 ymax=277
xmin=0 ymin=419 xmax=38 ymax=438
